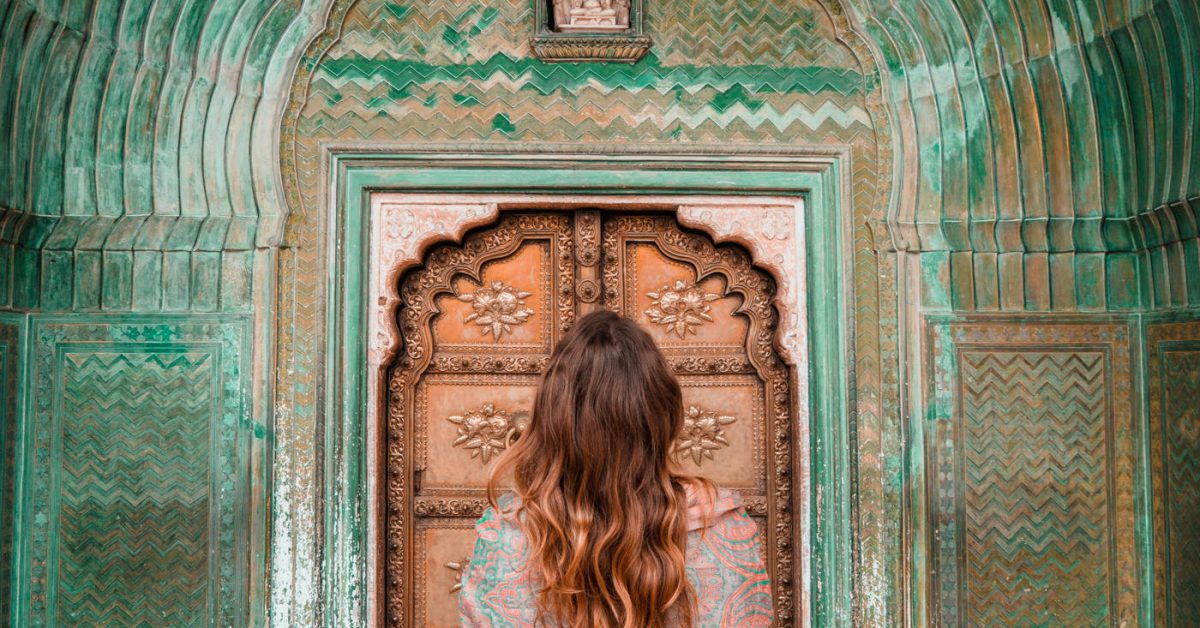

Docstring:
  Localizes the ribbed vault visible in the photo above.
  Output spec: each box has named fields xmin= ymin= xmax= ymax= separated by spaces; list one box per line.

xmin=0 ymin=0 xmax=333 ymax=309
xmin=846 ymin=0 xmax=1200 ymax=308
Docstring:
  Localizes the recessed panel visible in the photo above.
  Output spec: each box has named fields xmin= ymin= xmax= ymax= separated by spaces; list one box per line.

xmin=415 ymin=524 xmax=478 ymax=628
xmin=419 ymin=375 xmax=538 ymax=489
xmin=678 ymin=376 xmax=764 ymax=491
xmin=626 ymin=243 xmax=749 ymax=352
xmin=433 ymin=242 xmax=553 ymax=352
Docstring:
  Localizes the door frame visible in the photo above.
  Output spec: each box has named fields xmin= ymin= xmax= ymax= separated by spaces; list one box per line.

xmin=320 ymin=143 xmax=853 ymax=627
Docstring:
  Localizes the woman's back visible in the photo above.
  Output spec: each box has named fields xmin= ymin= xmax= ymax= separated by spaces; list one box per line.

xmin=458 ymin=484 xmax=773 ymax=627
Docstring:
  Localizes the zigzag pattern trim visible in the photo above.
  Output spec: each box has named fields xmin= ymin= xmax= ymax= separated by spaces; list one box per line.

xmin=960 ymin=350 xmax=1111 ymax=626
xmin=57 ymin=351 xmax=214 ymax=626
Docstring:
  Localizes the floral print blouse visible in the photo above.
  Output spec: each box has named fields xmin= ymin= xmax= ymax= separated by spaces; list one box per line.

xmin=458 ymin=485 xmax=773 ymax=627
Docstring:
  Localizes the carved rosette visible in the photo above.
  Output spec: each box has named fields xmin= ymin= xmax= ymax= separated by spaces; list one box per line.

xmin=676 ymin=406 xmax=737 ymax=465
xmin=458 ymin=281 xmax=535 ymax=341
xmin=448 ymin=403 xmax=529 ymax=464
xmin=645 ymin=280 xmax=721 ymax=337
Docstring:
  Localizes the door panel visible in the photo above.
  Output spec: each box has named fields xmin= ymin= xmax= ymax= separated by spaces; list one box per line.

xmin=386 ymin=211 xmax=797 ymax=626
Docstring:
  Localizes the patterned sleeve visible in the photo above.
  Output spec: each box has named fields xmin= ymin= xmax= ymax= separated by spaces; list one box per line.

xmin=457 ymin=504 xmax=538 ymax=627
xmin=688 ymin=504 xmax=774 ymax=627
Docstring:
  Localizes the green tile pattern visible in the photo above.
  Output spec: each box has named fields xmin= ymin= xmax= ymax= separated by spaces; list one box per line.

xmin=57 ymin=351 xmax=213 ymax=626
xmin=23 ymin=318 xmax=249 ymax=627
xmin=926 ymin=319 xmax=1140 ymax=627
xmin=960 ymin=350 xmax=1111 ymax=626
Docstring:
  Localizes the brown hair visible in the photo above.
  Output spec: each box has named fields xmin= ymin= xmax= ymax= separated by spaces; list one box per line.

xmin=487 ymin=310 xmax=713 ymax=627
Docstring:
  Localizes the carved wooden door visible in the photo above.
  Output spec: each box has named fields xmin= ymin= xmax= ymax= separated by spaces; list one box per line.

xmin=385 ymin=211 xmax=796 ymax=626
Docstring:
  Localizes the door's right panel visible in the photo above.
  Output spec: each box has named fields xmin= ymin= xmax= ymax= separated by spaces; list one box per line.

xmin=601 ymin=213 xmax=798 ymax=623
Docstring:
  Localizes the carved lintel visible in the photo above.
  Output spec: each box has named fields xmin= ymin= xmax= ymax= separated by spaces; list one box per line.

xmin=429 ymin=354 xmax=548 ymax=374
xmin=413 ymin=498 xmax=487 ymax=518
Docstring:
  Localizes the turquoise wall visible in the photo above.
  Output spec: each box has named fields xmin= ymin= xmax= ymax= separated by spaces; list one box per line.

xmin=1 ymin=0 xmax=1199 ymax=625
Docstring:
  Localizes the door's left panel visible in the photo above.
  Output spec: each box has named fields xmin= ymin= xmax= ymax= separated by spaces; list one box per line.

xmin=386 ymin=213 xmax=576 ymax=627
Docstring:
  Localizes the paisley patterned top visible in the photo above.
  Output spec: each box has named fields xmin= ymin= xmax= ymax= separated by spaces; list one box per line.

xmin=458 ymin=485 xmax=773 ymax=627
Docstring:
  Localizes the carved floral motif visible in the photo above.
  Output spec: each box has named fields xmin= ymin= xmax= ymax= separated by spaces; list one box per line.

xmin=676 ymin=405 xmax=737 ymax=465
xmin=447 ymin=403 xmax=529 ymax=464
xmin=645 ymin=280 xmax=721 ymax=337
xmin=458 ymin=281 xmax=535 ymax=341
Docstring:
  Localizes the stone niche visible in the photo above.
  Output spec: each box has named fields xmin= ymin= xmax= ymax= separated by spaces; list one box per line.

xmin=532 ymin=0 xmax=652 ymax=62
xmin=551 ymin=0 xmax=631 ymax=32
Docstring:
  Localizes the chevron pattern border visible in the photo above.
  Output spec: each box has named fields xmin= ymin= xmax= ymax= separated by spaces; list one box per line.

xmin=926 ymin=319 xmax=1138 ymax=627
xmin=25 ymin=319 xmax=249 ymax=627
xmin=1146 ymin=321 xmax=1200 ymax=626
xmin=57 ymin=352 xmax=213 ymax=626
xmin=960 ymin=350 xmax=1110 ymax=626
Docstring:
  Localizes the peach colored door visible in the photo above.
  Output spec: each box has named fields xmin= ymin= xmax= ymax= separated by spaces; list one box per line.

xmin=384 ymin=211 xmax=795 ymax=626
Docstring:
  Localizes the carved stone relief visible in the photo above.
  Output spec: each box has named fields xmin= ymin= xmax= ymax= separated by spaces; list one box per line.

xmin=447 ymin=403 xmax=528 ymax=464
xmin=646 ymin=280 xmax=721 ymax=338
xmin=552 ymin=0 xmax=630 ymax=32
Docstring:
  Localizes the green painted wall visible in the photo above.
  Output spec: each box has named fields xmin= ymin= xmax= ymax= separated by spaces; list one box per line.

xmin=1 ymin=0 xmax=1199 ymax=625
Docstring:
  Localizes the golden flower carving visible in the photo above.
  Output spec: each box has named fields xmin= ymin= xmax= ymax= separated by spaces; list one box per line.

xmin=448 ymin=403 xmax=529 ymax=465
xmin=675 ymin=405 xmax=737 ymax=465
xmin=459 ymin=281 xmax=534 ymax=341
xmin=645 ymin=280 xmax=720 ymax=338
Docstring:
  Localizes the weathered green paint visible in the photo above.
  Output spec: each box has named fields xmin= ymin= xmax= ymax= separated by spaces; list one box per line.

xmin=0 ymin=0 xmax=1197 ymax=625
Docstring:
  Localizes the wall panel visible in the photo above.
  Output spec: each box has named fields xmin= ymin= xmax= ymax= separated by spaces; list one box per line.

xmin=19 ymin=316 xmax=252 ymax=626
xmin=924 ymin=318 xmax=1139 ymax=626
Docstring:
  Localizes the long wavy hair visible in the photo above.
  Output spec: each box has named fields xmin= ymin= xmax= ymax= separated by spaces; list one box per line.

xmin=487 ymin=310 xmax=713 ymax=627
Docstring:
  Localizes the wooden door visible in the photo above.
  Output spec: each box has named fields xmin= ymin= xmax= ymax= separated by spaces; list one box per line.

xmin=384 ymin=211 xmax=797 ymax=626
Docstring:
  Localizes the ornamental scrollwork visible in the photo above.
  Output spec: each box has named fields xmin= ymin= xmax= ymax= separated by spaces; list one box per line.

xmin=645 ymin=280 xmax=721 ymax=337
xmin=458 ymin=281 xmax=535 ymax=341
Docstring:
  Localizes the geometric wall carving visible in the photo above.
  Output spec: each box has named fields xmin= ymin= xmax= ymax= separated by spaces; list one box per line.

xmin=925 ymin=319 xmax=1138 ymax=627
xmin=23 ymin=319 xmax=251 ymax=626
xmin=1147 ymin=320 xmax=1200 ymax=626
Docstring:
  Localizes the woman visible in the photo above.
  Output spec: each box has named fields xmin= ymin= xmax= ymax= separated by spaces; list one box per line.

xmin=458 ymin=310 xmax=773 ymax=627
